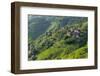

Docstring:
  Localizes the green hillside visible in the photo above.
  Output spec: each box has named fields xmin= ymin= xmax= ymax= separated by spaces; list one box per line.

xmin=28 ymin=15 xmax=88 ymax=60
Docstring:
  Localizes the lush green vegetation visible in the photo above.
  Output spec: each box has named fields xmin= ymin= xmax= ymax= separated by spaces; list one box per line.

xmin=28 ymin=15 xmax=88 ymax=60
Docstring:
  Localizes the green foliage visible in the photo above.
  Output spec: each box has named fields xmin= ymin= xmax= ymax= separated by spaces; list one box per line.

xmin=35 ymin=44 xmax=87 ymax=60
xmin=66 ymin=45 xmax=88 ymax=59
xmin=28 ymin=15 xmax=88 ymax=60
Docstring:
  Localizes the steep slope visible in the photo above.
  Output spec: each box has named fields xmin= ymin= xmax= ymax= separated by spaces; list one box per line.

xmin=28 ymin=15 xmax=87 ymax=39
xmin=28 ymin=15 xmax=88 ymax=60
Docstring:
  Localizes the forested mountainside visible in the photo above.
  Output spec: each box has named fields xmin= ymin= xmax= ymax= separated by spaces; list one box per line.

xmin=28 ymin=15 xmax=88 ymax=60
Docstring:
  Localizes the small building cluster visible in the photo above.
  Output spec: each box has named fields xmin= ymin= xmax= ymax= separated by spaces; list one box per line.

xmin=66 ymin=28 xmax=80 ymax=38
